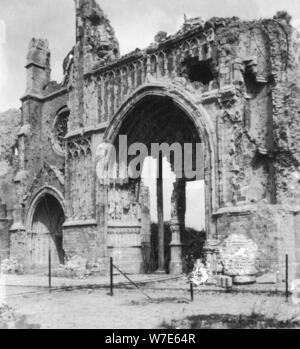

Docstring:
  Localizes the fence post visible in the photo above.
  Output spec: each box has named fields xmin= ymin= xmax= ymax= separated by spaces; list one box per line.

xmin=113 ymin=263 xmax=152 ymax=301
xmin=110 ymin=257 xmax=113 ymax=296
xmin=48 ymin=249 xmax=52 ymax=293
xmin=190 ymin=281 xmax=194 ymax=302
xmin=286 ymin=254 xmax=289 ymax=302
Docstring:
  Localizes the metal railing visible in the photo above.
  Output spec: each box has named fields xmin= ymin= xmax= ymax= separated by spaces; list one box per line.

xmin=109 ymin=257 xmax=152 ymax=301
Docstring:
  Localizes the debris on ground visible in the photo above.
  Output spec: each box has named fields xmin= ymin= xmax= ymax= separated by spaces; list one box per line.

xmin=161 ymin=313 xmax=300 ymax=329
xmin=0 ymin=258 xmax=24 ymax=275
xmin=51 ymin=256 xmax=91 ymax=279
xmin=0 ymin=304 xmax=40 ymax=329
xmin=189 ymin=260 xmax=210 ymax=286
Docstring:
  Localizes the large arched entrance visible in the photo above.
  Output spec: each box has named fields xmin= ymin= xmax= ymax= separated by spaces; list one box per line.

xmin=102 ymin=87 xmax=215 ymax=274
xmin=30 ymin=193 xmax=65 ymax=266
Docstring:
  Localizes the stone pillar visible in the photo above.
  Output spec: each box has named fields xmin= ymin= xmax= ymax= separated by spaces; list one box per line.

xmin=203 ymin=239 xmax=220 ymax=276
xmin=140 ymin=185 xmax=151 ymax=272
xmin=156 ymin=153 xmax=165 ymax=273
xmin=0 ymin=200 xmax=9 ymax=260
xmin=294 ymin=212 xmax=300 ymax=279
xmin=169 ymin=179 xmax=186 ymax=274
xmin=9 ymin=201 xmax=26 ymax=264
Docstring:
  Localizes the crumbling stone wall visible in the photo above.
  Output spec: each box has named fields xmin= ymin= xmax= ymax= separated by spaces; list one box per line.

xmin=212 ymin=13 xmax=300 ymax=280
xmin=0 ymin=109 xmax=21 ymax=259
xmin=8 ymin=37 xmax=68 ymax=265
xmin=0 ymin=109 xmax=21 ymax=217
xmin=0 ymin=200 xmax=9 ymax=259
xmin=269 ymin=14 xmax=300 ymax=206
xmin=215 ymin=204 xmax=292 ymax=279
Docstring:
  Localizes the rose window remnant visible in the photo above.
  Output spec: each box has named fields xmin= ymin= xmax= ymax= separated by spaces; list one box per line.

xmin=53 ymin=108 xmax=69 ymax=154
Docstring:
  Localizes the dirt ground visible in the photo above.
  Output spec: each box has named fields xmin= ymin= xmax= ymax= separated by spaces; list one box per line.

xmin=3 ymin=284 xmax=300 ymax=329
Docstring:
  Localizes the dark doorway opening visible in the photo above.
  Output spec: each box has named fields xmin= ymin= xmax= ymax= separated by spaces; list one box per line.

xmin=31 ymin=194 xmax=65 ymax=266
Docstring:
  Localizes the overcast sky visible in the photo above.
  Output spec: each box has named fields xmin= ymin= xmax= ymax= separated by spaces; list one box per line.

xmin=0 ymin=0 xmax=300 ymax=112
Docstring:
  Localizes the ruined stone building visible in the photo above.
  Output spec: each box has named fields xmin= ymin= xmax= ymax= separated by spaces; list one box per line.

xmin=1 ymin=0 xmax=300 ymax=282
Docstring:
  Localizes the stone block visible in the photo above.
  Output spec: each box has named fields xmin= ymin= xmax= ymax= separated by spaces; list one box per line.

xmin=219 ymin=233 xmax=258 ymax=276
xmin=217 ymin=275 xmax=233 ymax=288
xmin=256 ymin=273 xmax=277 ymax=284
xmin=233 ymin=275 xmax=256 ymax=285
xmin=291 ymin=279 xmax=300 ymax=305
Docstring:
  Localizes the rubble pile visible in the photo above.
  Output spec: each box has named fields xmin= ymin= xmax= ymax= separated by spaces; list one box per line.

xmin=52 ymin=256 xmax=91 ymax=279
xmin=0 ymin=304 xmax=40 ymax=329
xmin=189 ymin=260 xmax=211 ymax=286
xmin=0 ymin=258 xmax=24 ymax=275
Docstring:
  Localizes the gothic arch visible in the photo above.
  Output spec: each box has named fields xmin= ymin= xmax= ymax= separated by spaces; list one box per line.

xmin=27 ymin=186 xmax=65 ymax=232
xmin=26 ymin=186 xmax=66 ymax=266
xmin=103 ymin=83 xmax=218 ymax=237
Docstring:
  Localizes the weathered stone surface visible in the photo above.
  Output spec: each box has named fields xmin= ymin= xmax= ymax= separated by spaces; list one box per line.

xmin=256 ymin=273 xmax=278 ymax=284
xmin=0 ymin=109 xmax=21 ymax=217
xmin=1 ymin=5 xmax=300 ymax=278
xmin=216 ymin=275 xmax=233 ymax=289
xmin=219 ymin=233 xmax=258 ymax=277
xmin=291 ymin=279 xmax=300 ymax=305
xmin=233 ymin=275 xmax=256 ymax=285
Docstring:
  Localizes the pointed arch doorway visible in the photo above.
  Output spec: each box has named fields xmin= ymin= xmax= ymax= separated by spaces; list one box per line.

xmin=30 ymin=194 xmax=65 ymax=266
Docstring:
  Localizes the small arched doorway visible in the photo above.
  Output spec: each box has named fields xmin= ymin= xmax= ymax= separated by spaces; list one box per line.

xmin=30 ymin=194 xmax=65 ymax=266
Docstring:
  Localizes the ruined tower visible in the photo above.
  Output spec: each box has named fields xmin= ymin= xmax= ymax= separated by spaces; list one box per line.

xmin=70 ymin=0 xmax=120 ymax=129
xmin=25 ymin=38 xmax=51 ymax=96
